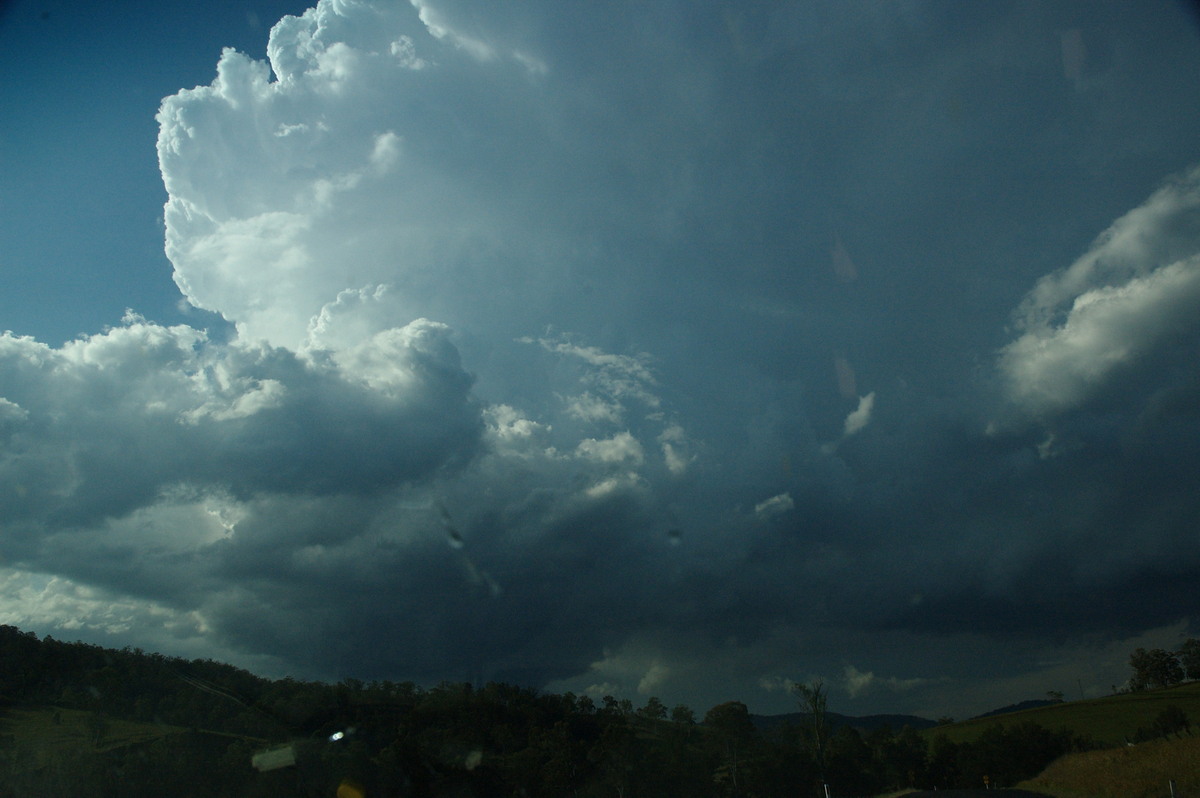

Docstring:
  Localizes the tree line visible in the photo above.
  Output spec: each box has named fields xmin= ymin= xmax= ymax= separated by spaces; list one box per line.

xmin=1 ymin=625 xmax=1093 ymax=797
xmin=1125 ymin=639 xmax=1200 ymax=692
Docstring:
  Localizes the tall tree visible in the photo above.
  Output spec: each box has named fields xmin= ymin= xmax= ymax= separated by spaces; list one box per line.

xmin=670 ymin=704 xmax=696 ymax=727
xmin=704 ymin=701 xmax=757 ymax=796
xmin=590 ymin=717 xmax=638 ymax=798
xmin=638 ymin=696 xmax=667 ymax=721
xmin=1128 ymin=647 xmax=1184 ymax=690
xmin=792 ymin=680 xmax=830 ymax=793
xmin=1178 ymin=638 xmax=1200 ymax=681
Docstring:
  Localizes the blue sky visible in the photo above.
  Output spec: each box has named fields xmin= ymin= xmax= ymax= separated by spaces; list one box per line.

xmin=0 ymin=0 xmax=310 ymax=342
xmin=2 ymin=0 xmax=1200 ymax=721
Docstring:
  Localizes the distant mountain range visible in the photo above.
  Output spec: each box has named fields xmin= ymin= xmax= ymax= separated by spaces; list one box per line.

xmin=751 ymin=698 xmax=1064 ymax=734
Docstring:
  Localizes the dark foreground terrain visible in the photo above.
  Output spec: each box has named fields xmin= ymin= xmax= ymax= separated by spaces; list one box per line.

xmin=907 ymin=792 xmax=1051 ymax=796
xmin=906 ymin=791 xmax=1053 ymax=797
xmin=0 ymin=626 xmax=1147 ymax=798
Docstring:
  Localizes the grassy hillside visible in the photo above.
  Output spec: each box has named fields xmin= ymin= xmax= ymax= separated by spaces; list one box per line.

xmin=923 ymin=681 xmax=1200 ymax=746
xmin=0 ymin=704 xmax=261 ymax=768
xmin=0 ymin=706 xmax=185 ymax=766
xmin=0 ymin=704 xmax=271 ymax=796
xmin=1017 ymin=735 xmax=1200 ymax=798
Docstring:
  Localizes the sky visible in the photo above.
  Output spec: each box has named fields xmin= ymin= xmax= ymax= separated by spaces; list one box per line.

xmin=1 ymin=0 xmax=1200 ymax=721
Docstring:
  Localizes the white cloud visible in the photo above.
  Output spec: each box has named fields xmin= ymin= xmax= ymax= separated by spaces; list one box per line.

xmin=757 ymin=675 xmax=799 ymax=693
xmin=0 ymin=567 xmax=194 ymax=638
xmin=582 ymin=682 xmax=621 ymax=699
xmin=410 ymin=0 xmax=496 ymax=62
xmin=533 ymin=337 xmax=660 ymax=409
xmin=565 ymin=392 xmax=624 ymax=425
xmin=583 ymin=472 xmax=642 ymax=500
xmin=368 ymin=130 xmax=402 ymax=173
xmin=1000 ymin=166 xmax=1200 ymax=417
xmin=754 ymin=492 xmax=794 ymax=520
xmin=304 ymin=285 xmax=398 ymax=352
xmin=637 ymin=661 xmax=671 ymax=695
xmin=159 ymin=4 xmax=446 ymax=349
xmin=0 ymin=397 xmax=28 ymax=427
xmin=657 ymin=424 xmax=694 ymax=475
xmin=661 ymin=442 xmax=690 ymax=476
xmin=331 ymin=318 xmax=465 ymax=396
xmin=389 ymin=36 xmax=429 ymax=70
xmin=822 ymin=391 xmax=878 ymax=453
xmin=408 ymin=0 xmax=547 ymax=72
xmin=158 ymin=0 xmax=559 ymax=354
xmin=1001 ymin=258 xmax=1200 ymax=416
xmin=554 ymin=643 xmax=682 ymax=704
xmin=843 ymin=664 xmax=929 ymax=699
xmin=484 ymin=404 xmax=549 ymax=448
xmin=843 ymin=664 xmax=875 ymax=698
xmin=519 ymin=336 xmax=691 ymax=481
xmin=1014 ymin=166 xmax=1200 ymax=333
xmin=576 ymin=431 xmax=644 ymax=466
xmin=843 ymin=391 xmax=876 ymax=437
xmin=183 ymin=377 xmax=285 ymax=423
xmin=0 ymin=565 xmax=291 ymax=676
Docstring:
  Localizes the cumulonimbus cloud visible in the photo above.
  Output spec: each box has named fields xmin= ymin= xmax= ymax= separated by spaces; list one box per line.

xmin=6 ymin=0 xmax=1200 ymax=719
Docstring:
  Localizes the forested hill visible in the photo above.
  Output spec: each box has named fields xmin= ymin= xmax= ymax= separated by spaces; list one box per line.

xmin=0 ymin=623 xmax=314 ymax=739
xmin=1 ymin=625 xmax=1092 ymax=797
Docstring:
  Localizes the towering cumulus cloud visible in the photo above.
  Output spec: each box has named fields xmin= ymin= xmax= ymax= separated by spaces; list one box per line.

xmin=157 ymin=1 xmax=573 ymax=354
xmin=158 ymin=2 xmax=432 ymax=348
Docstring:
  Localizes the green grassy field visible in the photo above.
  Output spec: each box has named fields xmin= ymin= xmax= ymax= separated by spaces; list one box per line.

xmin=1017 ymin=735 xmax=1200 ymax=798
xmin=0 ymin=706 xmax=186 ymax=766
xmin=922 ymin=681 xmax=1200 ymax=747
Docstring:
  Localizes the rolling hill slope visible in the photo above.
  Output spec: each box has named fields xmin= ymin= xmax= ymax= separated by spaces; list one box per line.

xmin=924 ymin=681 xmax=1200 ymax=746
